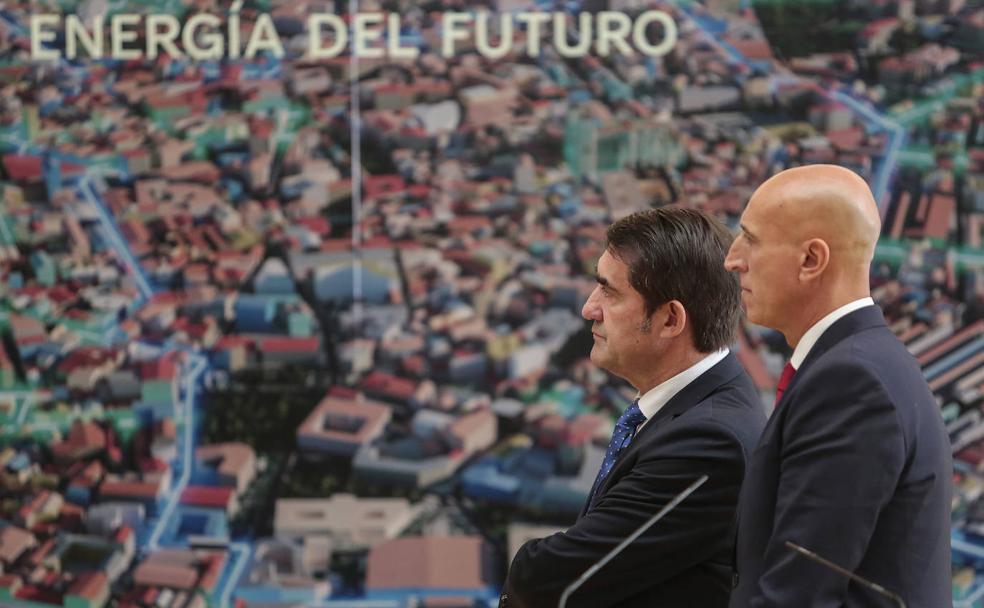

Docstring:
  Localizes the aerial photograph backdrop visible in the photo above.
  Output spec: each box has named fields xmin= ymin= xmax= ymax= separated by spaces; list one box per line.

xmin=0 ymin=0 xmax=981 ymax=606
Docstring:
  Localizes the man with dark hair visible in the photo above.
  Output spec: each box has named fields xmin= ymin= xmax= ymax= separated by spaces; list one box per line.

xmin=500 ymin=208 xmax=766 ymax=607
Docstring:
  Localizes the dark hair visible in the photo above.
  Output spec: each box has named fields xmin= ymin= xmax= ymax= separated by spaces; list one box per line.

xmin=605 ymin=208 xmax=741 ymax=353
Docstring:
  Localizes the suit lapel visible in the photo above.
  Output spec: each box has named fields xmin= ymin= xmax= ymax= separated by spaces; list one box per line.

xmin=585 ymin=353 xmax=745 ymax=512
xmin=638 ymin=353 xmax=745 ymax=436
xmin=758 ymin=306 xmax=888 ymax=449
xmin=774 ymin=305 xmax=887 ymax=410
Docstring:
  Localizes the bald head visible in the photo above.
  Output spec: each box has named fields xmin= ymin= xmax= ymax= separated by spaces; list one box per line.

xmin=750 ymin=165 xmax=881 ymax=271
xmin=726 ymin=165 xmax=883 ymax=345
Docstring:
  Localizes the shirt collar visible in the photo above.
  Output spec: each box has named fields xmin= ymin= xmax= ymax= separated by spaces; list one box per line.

xmin=636 ymin=348 xmax=730 ymax=423
xmin=790 ymin=297 xmax=875 ymax=370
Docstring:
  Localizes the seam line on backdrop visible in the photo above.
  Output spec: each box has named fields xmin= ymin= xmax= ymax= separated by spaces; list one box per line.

xmin=350 ymin=0 xmax=363 ymax=326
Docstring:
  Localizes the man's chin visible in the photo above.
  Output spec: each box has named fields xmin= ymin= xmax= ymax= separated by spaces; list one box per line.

xmin=741 ymin=302 xmax=762 ymax=325
xmin=589 ymin=347 xmax=610 ymax=370
xmin=746 ymin=312 xmax=779 ymax=333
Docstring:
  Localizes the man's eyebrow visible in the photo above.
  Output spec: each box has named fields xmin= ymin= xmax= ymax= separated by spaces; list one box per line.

xmin=740 ymin=223 xmax=758 ymax=242
xmin=594 ymin=273 xmax=617 ymax=292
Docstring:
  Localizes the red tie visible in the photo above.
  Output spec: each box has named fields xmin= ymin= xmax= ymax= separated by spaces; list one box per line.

xmin=775 ymin=362 xmax=796 ymax=407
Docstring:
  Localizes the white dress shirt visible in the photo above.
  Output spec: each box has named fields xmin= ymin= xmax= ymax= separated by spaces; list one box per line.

xmin=789 ymin=297 xmax=875 ymax=370
xmin=634 ymin=348 xmax=729 ymax=431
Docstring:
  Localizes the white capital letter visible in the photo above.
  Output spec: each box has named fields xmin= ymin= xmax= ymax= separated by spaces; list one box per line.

xmin=516 ymin=12 xmax=550 ymax=56
xmin=632 ymin=10 xmax=677 ymax=57
xmin=354 ymin=13 xmax=385 ymax=58
xmin=442 ymin=12 xmax=472 ymax=58
xmin=147 ymin=14 xmax=183 ymax=59
xmin=475 ymin=12 xmax=512 ymax=60
xmin=554 ymin=12 xmax=591 ymax=58
xmin=387 ymin=13 xmax=418 ymax=59
xmin=244 ymin=13 xmax=284 ymax=58
xmin=31 ymin=15 xmax=60 ymax=60
xmin=111 ymin=14 xmax=141 ymax=60
xmin=307 ymin=14 xmax=348 ymax=58
xmin=184 ymin=13 xmax=223 ymax=60
xmin=66 ymin=14 xmax=103 ymax=59
xmin=596 ymin=11 xmax=633 ymax=57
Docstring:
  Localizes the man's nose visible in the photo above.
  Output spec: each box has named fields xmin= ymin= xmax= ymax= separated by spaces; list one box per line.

xmin=582 ymin=288 xmax=602 ymax=321
xmin=724 ymin=242 xmax=744 ymax=272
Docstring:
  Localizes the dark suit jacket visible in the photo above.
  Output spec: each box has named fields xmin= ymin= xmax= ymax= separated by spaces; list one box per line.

xmin=501 ymin=353 xmax=766 ymax=608
xmin=730 ymin=306 xmax=952 ymax=608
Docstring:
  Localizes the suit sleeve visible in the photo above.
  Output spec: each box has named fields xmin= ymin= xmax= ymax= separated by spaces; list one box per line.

xmin=504 ymin=418 xmax=747 ymax=608
xmin=748 ymin=362 xmax=905 ymax=607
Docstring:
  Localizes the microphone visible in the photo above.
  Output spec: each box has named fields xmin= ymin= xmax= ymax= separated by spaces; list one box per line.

xmin=557 ymin=474 xmax=709 ymax=608
xmin=785 ymin=541 xmax=907 ymax=608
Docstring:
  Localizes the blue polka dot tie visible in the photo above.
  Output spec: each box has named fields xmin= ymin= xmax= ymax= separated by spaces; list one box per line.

xmin=589 ymin=400 xmax=648 ymax=504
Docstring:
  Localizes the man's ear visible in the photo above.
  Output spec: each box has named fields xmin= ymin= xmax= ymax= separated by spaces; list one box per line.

xmin=800 ymin=238 xmax=830 ymax=282
xmin=660 ymin=300 xmax=688 ymax=339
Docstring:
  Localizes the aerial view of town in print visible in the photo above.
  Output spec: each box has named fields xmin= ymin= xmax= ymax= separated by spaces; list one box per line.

xmin=0 ymin=0 xmax=981 ymax=605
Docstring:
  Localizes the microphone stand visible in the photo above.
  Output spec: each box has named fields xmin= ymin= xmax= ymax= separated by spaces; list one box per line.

xmin=557 ymin=474 xmax=709 ymax=608
xmin=785 ymin=541 xmax=908 ymax=608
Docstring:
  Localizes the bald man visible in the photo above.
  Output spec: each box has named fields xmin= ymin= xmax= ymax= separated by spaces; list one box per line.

xmin=725 ymin=165 xmax=952 ymax=607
